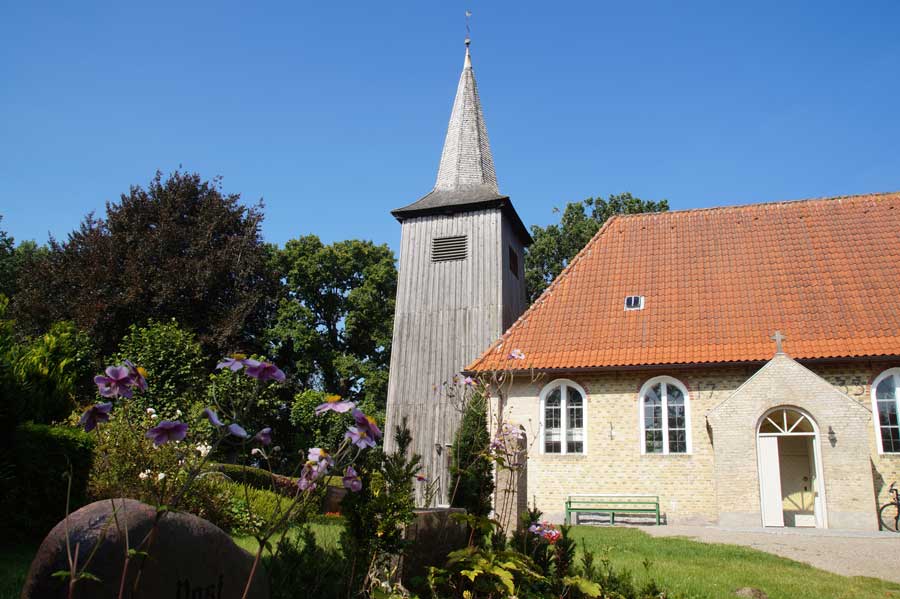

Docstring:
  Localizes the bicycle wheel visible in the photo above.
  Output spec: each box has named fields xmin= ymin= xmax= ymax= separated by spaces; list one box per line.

xmin=879 ymin=502 xmax=900 ymax=532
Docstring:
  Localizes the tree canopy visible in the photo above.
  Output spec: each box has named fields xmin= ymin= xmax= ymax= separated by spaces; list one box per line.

xmin=524 ymin=193 xmax=668 ymax=301
xmin=12 ymin=171 xmax=278 ymax=356
xmin=267 ymin=236 xmax=396 ymax=406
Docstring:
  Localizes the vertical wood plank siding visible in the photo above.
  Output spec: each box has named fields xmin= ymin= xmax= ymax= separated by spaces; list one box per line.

xmin=386 ymin=207 xmax=525 ymax=504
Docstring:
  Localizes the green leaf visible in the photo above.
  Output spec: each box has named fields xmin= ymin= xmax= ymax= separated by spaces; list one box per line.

xmin=563 ymin=575 xmax=602 ymax=597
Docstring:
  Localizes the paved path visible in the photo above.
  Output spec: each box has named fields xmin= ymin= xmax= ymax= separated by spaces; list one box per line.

xmin=635 ymin=525 xmax=900 ymax=583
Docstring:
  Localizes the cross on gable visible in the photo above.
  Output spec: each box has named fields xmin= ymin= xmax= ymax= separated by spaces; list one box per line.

xmin=771 ymin=330 xmax=786 ymax=354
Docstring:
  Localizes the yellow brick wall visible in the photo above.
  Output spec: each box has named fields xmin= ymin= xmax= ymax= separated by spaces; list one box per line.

xmin=495 ymin=360 xmax=900 ymax=527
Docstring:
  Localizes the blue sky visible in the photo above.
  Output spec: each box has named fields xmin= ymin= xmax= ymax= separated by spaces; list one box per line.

xmin=2 ymin=1 xmax=899 ymax=252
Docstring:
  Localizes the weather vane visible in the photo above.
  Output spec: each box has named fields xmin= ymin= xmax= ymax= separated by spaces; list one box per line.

xmin=465 ymin=9 xmax=472 ymax=46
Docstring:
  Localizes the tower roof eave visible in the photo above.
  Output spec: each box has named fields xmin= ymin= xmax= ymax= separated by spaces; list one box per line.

xmin=391 ymin=188 xmax=533 ymax=246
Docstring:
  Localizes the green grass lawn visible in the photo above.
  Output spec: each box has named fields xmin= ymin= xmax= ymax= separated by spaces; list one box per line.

xmin=231 ymin=519 xmax=344 ymax=556
xmin=571 ymin=526 xmax=900 ymax=599
xmin=5 ymin=524 xmax=899 ymax=599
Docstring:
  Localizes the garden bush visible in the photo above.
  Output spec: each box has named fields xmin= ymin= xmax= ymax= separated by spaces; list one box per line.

xmin=212 ymin=479 xmax=307 ymax=536
xmin=210 ymin=463 xmax=298 ymax=497
xmin=11 ymin=320 xmax=96 ymax=425
xmin=3 ymin=423 xmax=94 ymax=540
xmin=112 ymin=319 xmax=205 ymax=418
xmin=206 ymin=362 xmax=294 ymax=462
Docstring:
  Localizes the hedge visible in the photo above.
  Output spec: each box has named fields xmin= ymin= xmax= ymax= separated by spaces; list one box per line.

xmin=4 ymin=423 xmax=94 ymax=540
xmin=209 ymin=463 xmax=299 ymax=497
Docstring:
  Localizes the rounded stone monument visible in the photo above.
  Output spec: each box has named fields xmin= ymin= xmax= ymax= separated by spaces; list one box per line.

xmin=21 ymin=498 xmax=269 ymax=599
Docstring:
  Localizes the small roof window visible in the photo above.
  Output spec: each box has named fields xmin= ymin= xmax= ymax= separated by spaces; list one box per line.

xmin=624 ymin=295 xmax=645 ymax=311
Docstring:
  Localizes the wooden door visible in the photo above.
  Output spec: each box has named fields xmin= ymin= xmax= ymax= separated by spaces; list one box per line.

xmin=758 ymin=436 xmax=785 ymax=527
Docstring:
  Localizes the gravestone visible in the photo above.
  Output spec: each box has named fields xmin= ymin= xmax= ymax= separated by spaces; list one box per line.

xmin=401 ymin=507 xmax=468 ymax=582
xmin=21 ymin=498 xmax=269 ymax=599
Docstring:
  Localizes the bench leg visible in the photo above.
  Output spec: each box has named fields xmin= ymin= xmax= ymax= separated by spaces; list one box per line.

xmin=565 ymin=509 xmax=570 ymax=526
xmin=656 ymin=506 xmax=660 ymax=525
xmin=611 ymin=512 xmax=615 ymax=525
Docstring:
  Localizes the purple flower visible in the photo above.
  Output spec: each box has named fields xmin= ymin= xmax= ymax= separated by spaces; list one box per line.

xmin=124 ymin=360 xmax=148 ymax=392
xmin=314 ymin=394 xmax=356 ymax=416
xmin=298 ymin=463 xmax=319 ymax=492
xmin=415 ymin=473 xmax=427 ymax=483
xmin=254 ymin=427 xmax=272 ymax=446
xmin=463 ymin=376 xmax=475 ymax=386
xmin=342 ymin=466 xmax=362 ymax=492
xmin=508 ymin=349 xmax=525 ymax=361
xmin=202 ymin=407 xmax=224 ymax=427
xmin=227 ymin=423 xmax=249 ymax=439
xmin=216 ymin=354 xmax=247 ymax=372
xmin=94 ymin=365 xmax=134 ymax=398
xmin=345 ymin=426 xmax=376 ymax=449
xmin=352 ymin=409 xmax=382 ymax=442
xmin=298 ymin=449 xmax=332 ymax=492
xmin=243 ymin=360 xmax=286 ymax=383
xmin=145 ymin=420 xmax=188 ymax=447
xmin=307 ymin=447 xmax=328 ymax=463
xmin=79 ymin=402 xmax=113 ymax=432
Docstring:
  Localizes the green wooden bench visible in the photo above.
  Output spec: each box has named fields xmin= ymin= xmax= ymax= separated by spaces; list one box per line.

xmin=565 ymin=494 xmax=661 ymax=525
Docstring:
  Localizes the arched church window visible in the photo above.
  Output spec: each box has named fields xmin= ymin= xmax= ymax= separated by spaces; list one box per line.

xmin=872 ymin=368 xmax=900 ymax=453
xmin=540 ymin=380 xmax=586 ymax=454
xmin=639 ymin=376 xmax=691 ymax=454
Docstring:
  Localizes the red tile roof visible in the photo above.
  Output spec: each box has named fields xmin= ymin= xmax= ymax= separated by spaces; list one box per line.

xmin=469 ymin=192 xmax=900 ymax=372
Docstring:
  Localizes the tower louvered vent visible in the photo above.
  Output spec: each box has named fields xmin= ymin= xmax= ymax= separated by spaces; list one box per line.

xmin=432 ymin=235 xmax=468 ymax=262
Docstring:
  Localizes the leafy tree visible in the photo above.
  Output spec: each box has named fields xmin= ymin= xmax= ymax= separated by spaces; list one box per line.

xmin=267 ymin=236 xmax=396 ymax=406
xmin=0 ymin=218 xmax=45 ymax=299
xmin=0 ymin=219 xmax=13 ymax=297
xmin=525 ymin=193 xmax=668 ymax=301
xmin=12 ymin=170 xmax=278 ymax=356
xmin=113 ymin=319 xmax=205 ymax=417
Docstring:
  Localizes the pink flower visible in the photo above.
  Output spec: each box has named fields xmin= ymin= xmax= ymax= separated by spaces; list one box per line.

xmin=216 ymin=355 xmax=248 ymax=372
xmin=243 ymin=360 xmax=286 ymax=383
xmin=79 ymin=402 xmax=112 ymax=432
xmin=345 ymin=426 xmax=376 ymax=449
xmin=124 ymin=360 xmax=148 ymax=392
xmin=94 ymin=365 xmax=134 ymax=398
xmin=342 ymin=466 xmax=362 ymax=492
xmin=508 ymin=349 xmax=525 ymax=360
xmin=202 ymin=407 xmax=224 ymax=427
xmin=227 ymin=423 xmax=249 ymax=439
xmin=254 ymin=427 xmax=272 ymax=446
xmin=315 ymin=394 xmax=355 ymax=416
xmin=145 ymin=420 xmax=188 ymax=446
xmin=352 ymin=409 xmax=382 ymax=441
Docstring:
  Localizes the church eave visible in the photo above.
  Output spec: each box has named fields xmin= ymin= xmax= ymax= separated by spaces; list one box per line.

xmin=392 ymin=194 xmax=533 ymax=246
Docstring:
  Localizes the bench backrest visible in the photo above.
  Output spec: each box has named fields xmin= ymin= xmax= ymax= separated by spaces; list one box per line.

xmin=566 ymin=494 xmax=659 ymax=506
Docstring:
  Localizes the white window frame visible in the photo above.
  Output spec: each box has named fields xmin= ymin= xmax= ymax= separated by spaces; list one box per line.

xmin=638 ymin=376 xmax=692 ymax=455
xmin=871 ymin=368 xmax=900 ymax=454
xmin=539 ymin=379 xmax=588 ymax=455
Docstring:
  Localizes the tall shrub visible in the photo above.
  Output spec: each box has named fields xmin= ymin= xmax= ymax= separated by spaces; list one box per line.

xmin=113 ymin=319 xmax=205 ymax=417
xmin=12 ymin=320 xmax=96 ymax=424
xmin=450 ymin=392 xmax=494 ymax=517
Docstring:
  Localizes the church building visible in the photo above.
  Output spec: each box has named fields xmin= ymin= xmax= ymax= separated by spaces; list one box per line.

xmin=386 ymin=40 xmax=900 ymax=530
xmin=468 ymin=194 xmax=900 ymax=530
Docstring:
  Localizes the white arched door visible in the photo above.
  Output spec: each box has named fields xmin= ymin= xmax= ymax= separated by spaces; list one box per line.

xmin=757 ymin=407 xmax=827 ymax=528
